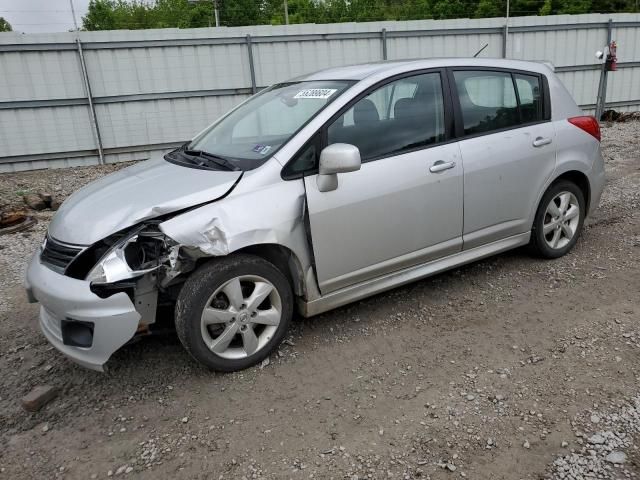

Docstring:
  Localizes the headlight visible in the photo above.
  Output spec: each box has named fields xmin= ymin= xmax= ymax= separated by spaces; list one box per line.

xmin=86 ymin=226 xmax=174 ymax=284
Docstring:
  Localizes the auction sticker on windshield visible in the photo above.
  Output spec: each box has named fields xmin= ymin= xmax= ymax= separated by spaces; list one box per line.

xmin=294 ymin=88 xmax=337 ymax=99
xmin=252 ymin=144 xmax=272 ymax=155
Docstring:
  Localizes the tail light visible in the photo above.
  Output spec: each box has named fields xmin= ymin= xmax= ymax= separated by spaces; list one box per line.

xmin=568 ymin=116 xmax=601 ymax=142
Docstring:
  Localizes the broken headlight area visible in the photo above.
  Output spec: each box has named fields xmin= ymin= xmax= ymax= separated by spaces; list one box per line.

xmin=64 ymin=223 xmax=182 ymax=285
xmin=86 ymin=227 xmax=173 ymax=284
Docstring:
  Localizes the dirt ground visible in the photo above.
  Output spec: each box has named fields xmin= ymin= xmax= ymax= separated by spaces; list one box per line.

xmin=0 ymin=122 xmax=639 ymax=480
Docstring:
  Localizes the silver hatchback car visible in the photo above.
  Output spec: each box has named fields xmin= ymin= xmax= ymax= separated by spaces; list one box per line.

xmin=25 ymin=58 xmax=605 ymax=372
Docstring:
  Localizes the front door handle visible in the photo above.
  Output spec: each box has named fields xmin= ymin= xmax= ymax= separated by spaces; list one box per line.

xmin=429 ymin=160 xmax=456 ymax=173
xmin=532 ymin=137 xmax=552 ymax=147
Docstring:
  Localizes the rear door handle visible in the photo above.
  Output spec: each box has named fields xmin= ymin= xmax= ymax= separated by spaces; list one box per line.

xmin=429 ymin=160 xmax=456 ymax=173
xmin=532 ymin=137 xmax=552 ymax=147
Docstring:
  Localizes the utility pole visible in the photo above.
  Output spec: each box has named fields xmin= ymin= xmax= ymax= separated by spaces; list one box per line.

xmin=284 ymin=0 xmax=289 ymax=25
xmin=504 ymin=0 xmax=510 ymax=56
xmin=69 ymin=0 xmax=79 ymax=31
xmin=188 ymin=0 xmax=219 ymax=26
xmin=70 ymin=0 xmax=104 ymax=164
xmin=214 ymin=0 xmax=220 ymax=27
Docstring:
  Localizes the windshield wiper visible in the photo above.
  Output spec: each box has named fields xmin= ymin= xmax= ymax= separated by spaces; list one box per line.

xmin=182 ymin=149 xmax=240 ymax=171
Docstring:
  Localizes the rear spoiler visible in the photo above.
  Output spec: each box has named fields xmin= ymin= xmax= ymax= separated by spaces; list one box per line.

xmin=535 ymin=60 xmax=556 ymax=72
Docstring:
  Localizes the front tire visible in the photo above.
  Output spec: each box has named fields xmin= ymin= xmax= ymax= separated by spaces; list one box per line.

xmin=175 ymin=254 xmax=293 ymax=372
xmin=529 ymin=180 xmax=585 ymax=259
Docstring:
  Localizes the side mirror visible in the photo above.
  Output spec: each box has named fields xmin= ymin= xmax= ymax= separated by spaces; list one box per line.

xmin=317 ymin=143 xmax=361 ymax=192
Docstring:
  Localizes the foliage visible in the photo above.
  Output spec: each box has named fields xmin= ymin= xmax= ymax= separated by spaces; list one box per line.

xmin=81 ymin=0 xmax=639 ymax=30
xmin=0 ymin=17 xmax=12 ymax=32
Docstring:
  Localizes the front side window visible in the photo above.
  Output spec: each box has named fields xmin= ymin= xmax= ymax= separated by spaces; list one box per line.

xmin=327 ymin=72 xmax=446 ymax=161
xmin=179 ymin=80 xmax=352 ymax=171
xmin=454 ymin=70 xmax=519 ymax=135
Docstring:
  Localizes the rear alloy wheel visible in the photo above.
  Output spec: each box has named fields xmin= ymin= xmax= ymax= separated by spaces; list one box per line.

xmin=530 ymin=180 xmax=585 ymax=259
xmin=542 ymin=192 xmax=580 ymax=250
xmin=176 ymin=255 xmax=293 ymax=371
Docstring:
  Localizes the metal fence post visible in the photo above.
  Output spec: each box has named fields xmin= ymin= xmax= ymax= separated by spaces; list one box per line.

xmin=246 ymin=34 xmax=257 ymax=94
xmin=502 ymin=24 xmax=508 ymax=58
xmin=76 ymin=38 xmax=105 ymax=165
xmin=381 ymin=28 xmax=388 ymax=60
xmin=595 ymin=19 xmax=613 ymax=120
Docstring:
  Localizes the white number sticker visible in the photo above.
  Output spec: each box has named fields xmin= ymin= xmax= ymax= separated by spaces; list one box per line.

xmin=294 ymin=88 xmax=337 ymax=99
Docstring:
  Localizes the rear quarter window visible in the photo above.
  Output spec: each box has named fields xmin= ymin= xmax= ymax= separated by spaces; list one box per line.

xmin=514 ymin=73 xmax=543 ymax=123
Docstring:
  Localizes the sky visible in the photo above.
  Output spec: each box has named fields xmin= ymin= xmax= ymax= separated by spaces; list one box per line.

xmin=0 ymin=0 xmax=91 ymax=33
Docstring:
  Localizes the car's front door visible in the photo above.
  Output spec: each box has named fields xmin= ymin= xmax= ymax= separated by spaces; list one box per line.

xmin=450 ymin=69 xmax=557 ymax=249
xmin=303 ymin=71 xmax=464 ymax=294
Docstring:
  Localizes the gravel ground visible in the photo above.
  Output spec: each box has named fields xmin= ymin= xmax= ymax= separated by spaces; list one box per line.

xmin=0 ymin=162 xmax=132 ymax=315
xmin=0 ymin=122 xmax=638 ymax=479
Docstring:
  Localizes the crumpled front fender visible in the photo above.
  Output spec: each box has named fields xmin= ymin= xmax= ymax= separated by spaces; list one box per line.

xmin=158 ymin=175 xmax=318 ymax=298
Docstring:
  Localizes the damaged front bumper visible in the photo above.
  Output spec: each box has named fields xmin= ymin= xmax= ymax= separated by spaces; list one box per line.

xmin=25 ymin=252 xmax=141 ymax=371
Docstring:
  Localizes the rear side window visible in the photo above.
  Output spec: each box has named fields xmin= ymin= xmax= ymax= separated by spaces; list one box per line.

xmin=453 ymin=70 xmax=519 ymax=135
xmin=514 ymin=74 xmax=543 ymax=123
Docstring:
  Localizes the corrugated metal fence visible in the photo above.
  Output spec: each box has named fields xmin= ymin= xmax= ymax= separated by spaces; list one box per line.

xmin=1 ymin=13 xmax=639 ymax=172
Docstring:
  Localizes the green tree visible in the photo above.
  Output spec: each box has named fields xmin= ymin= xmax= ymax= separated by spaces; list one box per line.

xmin=539 ymin=0 xmax=555 ymax=14
xmin=431 ymin=0 xmax=473 ymax=19
xmin=0 ymin=17 xmax=13 ymax=32
xmin=475 ymin=0 xmax=504 ymax=17
xmin=219 ymin=0 xmax=264 ymax=26
xmin=590 ymin=0 xmax=635 ymax=12
xmin=395 ymin=0 xmax=432 ymax=20
xmin=84 ymin=1 xmax=133 ymax=30
xmin=348 ymin=0 xmax=388 ymax=21
xmin=153 ymin=0 xmax=211 ymax=28
xmin=539 ymin=0 xmax=598 ymax=14
xmin=283 ymin=0 xmax=323 ymax=24
xmin=322 ymin=0 xmax=351 ymax=23
xmin=83 ymin=0 xmax=266 ymax=30
xmin=557 ymin=0 xmax=592 ymax=13
xmin=81 ymin=0 xmax=640 ymax=30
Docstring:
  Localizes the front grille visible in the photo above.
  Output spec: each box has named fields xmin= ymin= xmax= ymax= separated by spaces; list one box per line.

xmin=40 ymin=236 xmax=84 ymax=274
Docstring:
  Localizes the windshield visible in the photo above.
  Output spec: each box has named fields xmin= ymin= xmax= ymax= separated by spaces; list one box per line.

xmin=182 ymin=80 xmax=353 ymax=170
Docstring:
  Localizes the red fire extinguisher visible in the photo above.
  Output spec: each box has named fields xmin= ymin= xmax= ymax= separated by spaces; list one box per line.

xmin=605 ymin=41 xmax=617 ymax=71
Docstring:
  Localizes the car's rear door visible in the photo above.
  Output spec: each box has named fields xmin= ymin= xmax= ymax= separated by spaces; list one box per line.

xmin=449 ymin=69 xmax=556 ymax=249
xmin=302 ymin=70 xmax=464 ymax=294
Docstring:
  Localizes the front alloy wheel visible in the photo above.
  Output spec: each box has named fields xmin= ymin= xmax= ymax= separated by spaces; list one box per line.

xmin=176 ymin=255 xmax=293 ymax=371
xmin=200 ymin=275 xmax=282 ymax=360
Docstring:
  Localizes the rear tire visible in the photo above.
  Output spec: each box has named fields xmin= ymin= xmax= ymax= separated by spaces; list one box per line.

xmin=529 ymin=180 xmax=585 ymax=259
xmin=175 ymin=254 xmax=293 ymax=372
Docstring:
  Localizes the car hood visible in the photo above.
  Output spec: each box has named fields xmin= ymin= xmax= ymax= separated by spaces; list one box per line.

xmin=48 ymin=156 xmax=242 ymax=245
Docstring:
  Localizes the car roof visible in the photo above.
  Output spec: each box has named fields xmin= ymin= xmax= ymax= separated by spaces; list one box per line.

xmin=299 ymin=58 xmax=554 ymax=81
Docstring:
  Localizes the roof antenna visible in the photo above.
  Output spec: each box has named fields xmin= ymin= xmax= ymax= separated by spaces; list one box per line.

xmin=473 ymin=43 xmax=489 ymax=58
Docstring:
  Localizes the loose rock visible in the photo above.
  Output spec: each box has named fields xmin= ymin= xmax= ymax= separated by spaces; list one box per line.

xmin=605 ymin=451 xmax=626 ymax=464
xmin=23 ymin=194 xmax=46 ymax=211
xmin=21 ymin=385 xmax=58 ymax=412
